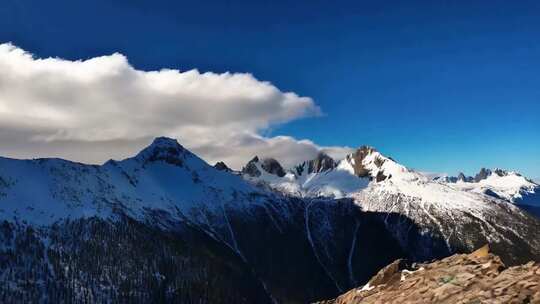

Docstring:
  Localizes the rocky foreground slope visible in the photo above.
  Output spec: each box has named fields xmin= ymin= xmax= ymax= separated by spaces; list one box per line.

xmin=316 ymin=245 xmax=540 ymax=304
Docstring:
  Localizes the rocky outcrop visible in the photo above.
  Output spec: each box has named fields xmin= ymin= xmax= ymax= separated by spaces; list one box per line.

xmin=261 ymin=158 xmax=286 ymax=177
xmin=316 ymin=244 xmax=540 ymax=304
xmin=214 ymin=161 xmax=232 ymax=172
xmin=439 ymin=172 xmax=475 ymax=183
xmin=296 ymin=153 xmax=337 ymax=176
xmin=309 ymin=153 xmax=337 ymax=173
xmin=494 ymin=168 xmax=509 ymax=177
xmin=457 ymin=172 xmax=473 ymax=182
xmin=134 ymin=137 xmax=187 ymax=167
xmin=346 ymin=146 xmax=378 ymax=178
xmin=242 ymin=156 xmax=262 ymax=177
xmin=443 ymin=169 xmax=524 ymax=184
xmin=475 ymin=168 xmax=492 ymax=182
xmin=242 ymin=156 xmax=286 ymax=177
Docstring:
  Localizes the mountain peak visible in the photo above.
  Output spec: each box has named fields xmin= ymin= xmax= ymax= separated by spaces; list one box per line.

xmin=346 ymin=146 xmax=386 ymax=178
xmin=473 ymin=168 xmax=520 ymax=182
xmin=260 ymin=158 xmax=286 ymax=177
xmin=474 ymin=167 xmax=492 ymax=182
xmin=295 ymin=152 xmax=337 ymax=176
xmin=356 ymin=145 xmax=377 ymax=154
xmin=134 ymin=137 xmax=187 ymax=166
xmin=214 ymin=161 xmax=232 ymax=172
xmin=149 ymin=136 xmax=183 ymax=149
xmin=242 ymin=156 xmax=286 ymax=178
xmin=441 ymin=168 xmax=523 ymax=184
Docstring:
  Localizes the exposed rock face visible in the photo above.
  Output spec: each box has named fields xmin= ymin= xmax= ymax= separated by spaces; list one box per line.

xmin=242 ymin=156 xmax=262 ymax=177
xmin=296 ymin=153 xmax=337 ymax=176
xmin=134 ymin=137 xmax=187 ymax=167
xmin=494 ymin=168 xmax=509 ymax=177
xmin=457 ymin=172 xmax=473 ymax=182
xmin=475 ymin=168 xmax=492 ymax=182
xmin=446 ymin=169 xmax=512 ymax=184
xmin=375 ymin=171 xmax=387 ymax=182
xmin=214 ymin=161 xmax=232 ymax=172
xmin=443 ymin=169 xmax=526 ymax=184
xmin=310 ymin=153 xmax=337 ymax=173
xmin=346 ymin=146 xmax=378 ymax=178
xmin=315 ymin=245 xmax=540 ymax=304
xmin=241 ymin=156 xmax=286 ymax=177
xmin=261 ymin=158 xmax=286 ymax=177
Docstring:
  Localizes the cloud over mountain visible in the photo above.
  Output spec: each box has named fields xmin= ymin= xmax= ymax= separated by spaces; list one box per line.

xmin=0 ymin=43 xmax=350 ymax=168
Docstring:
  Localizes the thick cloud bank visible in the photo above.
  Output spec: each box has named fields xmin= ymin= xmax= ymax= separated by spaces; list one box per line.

xmin=0 ymin=43 xmax=351 ymax=168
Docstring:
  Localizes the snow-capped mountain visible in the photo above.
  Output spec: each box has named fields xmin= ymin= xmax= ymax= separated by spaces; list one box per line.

xmin=242 ymin=145 xmax=540 ymax=265
xmin=242 ymin=146 xmax=447 ymax=199
xmin=242 ymin=146 xmax=540 ymax=210
xmin=1 ymin=137 xmax=539 ymax=303
xmin=435 ymin=168 xmax=540 ymax=207
xmin=0 ymin=138 xmax=416 ymax=303
xmin=241 ymin=149 xmax=375 ymax=198
xmin=0 ymin=137 xmax=266 ymax=226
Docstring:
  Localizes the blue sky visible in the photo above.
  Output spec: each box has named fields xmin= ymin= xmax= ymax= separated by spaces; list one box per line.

xmin=0 ymin=0 xmax=539 ymax=177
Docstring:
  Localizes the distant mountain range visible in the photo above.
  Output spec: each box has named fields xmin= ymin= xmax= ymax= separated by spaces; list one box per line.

xmin=239 ymin=145 xmax=540 ymax=210
xmin=0 ymin=137 xmax=539 ymax=303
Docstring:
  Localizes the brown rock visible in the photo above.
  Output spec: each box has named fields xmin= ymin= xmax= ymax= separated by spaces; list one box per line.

xmin=315 ymin=244 xmax=540 ymax=304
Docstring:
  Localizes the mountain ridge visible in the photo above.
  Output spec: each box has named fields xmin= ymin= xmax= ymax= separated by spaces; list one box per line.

xmin=240 ymin=146 xmax=540 ymax=209
xmin=0 ymin=136 xmax=539 ymax=303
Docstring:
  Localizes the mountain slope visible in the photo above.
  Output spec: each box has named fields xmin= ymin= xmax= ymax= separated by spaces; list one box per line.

xmin=243 ymin=146 xmax=540 ymax=264
xmin=0 ymin=216 xmax=274 ymax=304
xmin=1 ymin=138 xmax=539 ymax=303
xmin=438 ymin=168 xmax=540 ymax=207
xmin=315 ymin=245 xmax=540 ymax=304
xmin=0 ymin=137 xmax=410 ymax=303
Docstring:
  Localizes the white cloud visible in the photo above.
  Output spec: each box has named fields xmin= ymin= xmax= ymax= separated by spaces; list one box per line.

xmin=0 ymin=43 xmax=351 ymax=168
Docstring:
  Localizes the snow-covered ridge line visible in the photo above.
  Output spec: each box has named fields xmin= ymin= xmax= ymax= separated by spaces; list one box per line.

xmin=433 ymin=168 xmax=539 ymax=206
xmin=0 ymin=137 xmax=270 ymax=227
xmin=240 ymin=145 xmax=540 ymax=208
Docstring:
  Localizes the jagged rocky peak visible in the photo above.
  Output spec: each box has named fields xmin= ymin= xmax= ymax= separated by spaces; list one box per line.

xmin=443 ymin=168 xmax=521 ymax=184
xmin=457 ymin=172 xmax=473 ymax=182
xmin=241 ymin=155 xmax=286 ymax=178
xmin=493 ymin=168 xmax=513 ymax=177
xmin=474 ymin=167 xmax=492 ymax=182
xmin=261 ymin=158 xmax=286 ymax=177
xmin=296 ymin=152 xmax=337 ymax=176
xmin=309 ymin=152 xmax=337 ymax=173
xmin=134 ymin=136 xmax=188 ymax=166
xmin=242 ymin=156 xmax=262 ymax=177
xmin=214 ymin=161 xmax=232 ymax=172
xmin=444 ymin=168 xmax=511 ymax=184
xmin=346 ymin=146 xmax=385 ymax=178
xmin=473 ymin=167 xmax=515 ymax=181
